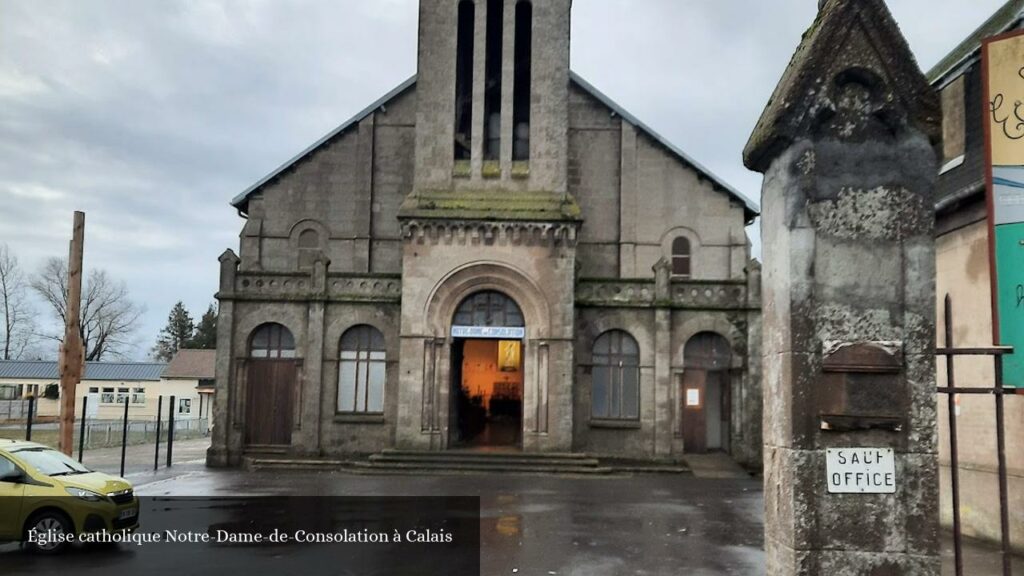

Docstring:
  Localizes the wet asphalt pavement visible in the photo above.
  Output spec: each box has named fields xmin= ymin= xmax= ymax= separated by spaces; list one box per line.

xmin=1 ymin=466 xmax=764 ymax=576
xmin=1 ymin=465 xmax=1016 ymax=575
xmin=150 ymin=468 xmax=764 ymax=575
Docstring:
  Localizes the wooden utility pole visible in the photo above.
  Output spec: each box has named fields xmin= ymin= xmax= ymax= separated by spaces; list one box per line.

xmin=58 ymin=211 xmax=85 ymax=456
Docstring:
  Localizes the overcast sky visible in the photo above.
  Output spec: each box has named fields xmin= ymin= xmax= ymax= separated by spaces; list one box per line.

xmin=0 ymin=0 xmax=1006 ymax=360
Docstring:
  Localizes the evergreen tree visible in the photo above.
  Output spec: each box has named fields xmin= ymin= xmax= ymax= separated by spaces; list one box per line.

xmin=188 ymin=303 xmax=218 ymax=349
xmin=152 ymin=301 xmax=194 ymax=361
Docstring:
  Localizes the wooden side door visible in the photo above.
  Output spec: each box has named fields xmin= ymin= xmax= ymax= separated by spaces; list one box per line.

xmin=245 ymin=360 xmax=297 ymax=446
xmin=681 ymin=369 xmax=707 ymax=453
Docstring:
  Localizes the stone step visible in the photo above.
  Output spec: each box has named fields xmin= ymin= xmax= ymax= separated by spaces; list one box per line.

xmin=370 ymin=452 xmax=601 ymax=468
xmin=351 ymin=460 xmax=615 ymax=475
xmin=242 ymin=453 xmax=693 ymax=476
xmin=378 ymin=449 xmax=595 ymax=461
xmin=244 ymin=457 xmax=347 ymax=472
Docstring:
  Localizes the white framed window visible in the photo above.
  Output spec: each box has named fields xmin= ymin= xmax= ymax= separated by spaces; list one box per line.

xmin=178 ymin=398 xmax=192 ymax=415
xmin=100 ymin=387 xmax=116 ymax=404
xmin=115 ymin=387 xmax=129 ymax=404
xmin=131 ymin=387 xmax=145 ymax=405
xmin=338 ymin=325 xmax=386 ymax=414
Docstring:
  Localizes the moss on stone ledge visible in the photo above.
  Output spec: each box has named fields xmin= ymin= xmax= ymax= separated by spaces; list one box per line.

xmin=399 ymin=189 xmax=582 ymax=221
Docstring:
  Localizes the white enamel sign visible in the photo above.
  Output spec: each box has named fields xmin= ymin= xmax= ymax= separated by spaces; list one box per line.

xmin=450 ymin=326 xmax=526 ymax=339
xmin=825 ymin=448 xmax=896 ymax=494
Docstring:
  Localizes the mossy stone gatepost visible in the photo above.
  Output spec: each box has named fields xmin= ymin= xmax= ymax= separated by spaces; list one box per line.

xmin=744 ymin=0 xmax=942 ymax=574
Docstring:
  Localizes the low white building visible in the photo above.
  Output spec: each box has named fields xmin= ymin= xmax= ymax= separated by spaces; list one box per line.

xmin=0 ymin=349 xmax=216 ymax=422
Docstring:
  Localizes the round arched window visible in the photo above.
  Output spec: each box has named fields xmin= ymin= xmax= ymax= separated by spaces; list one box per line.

xmin=452 ymin=291 xmax=524 ymax=327
xmin=249 ymin=323 xmax=296 ymax=359
xmin=684 ymin=332 xmax=731 ymax=370
xmin=672 ymin=237 xmax=692 ymax=279
xmin=338 ymin=325 xmax=386 ymax=414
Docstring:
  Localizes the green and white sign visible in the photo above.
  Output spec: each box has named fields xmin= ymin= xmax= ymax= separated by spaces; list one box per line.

xmin=994 ymin=221 xmax=1024 ymax=386
xmin=984 ymin=33 xmax=1024 ymax=387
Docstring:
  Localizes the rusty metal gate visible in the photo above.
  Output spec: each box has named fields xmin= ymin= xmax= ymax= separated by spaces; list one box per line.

xmin=937 ymin=295 xmax=1021 ymax=576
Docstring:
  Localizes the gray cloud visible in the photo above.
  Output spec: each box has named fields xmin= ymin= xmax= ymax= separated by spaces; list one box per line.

xmin=0 ymin=0 xmax=1003 ymax=358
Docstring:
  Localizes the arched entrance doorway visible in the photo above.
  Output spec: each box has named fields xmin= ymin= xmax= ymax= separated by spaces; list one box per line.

xmin=245 ymin=322 xmax=298 ymax=447
xmin=449 ymin=291 xmax=525 ymax=449
xmin=681 ymin=332 xmax=732 ymax=454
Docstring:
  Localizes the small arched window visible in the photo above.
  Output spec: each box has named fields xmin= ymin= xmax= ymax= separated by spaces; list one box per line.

xmin=684 ymin=332 xmax=731 ymax=370
xmin=297 ymin=228 xmax=320 ymax=270
xmin=338 ymin=325 xmax=386 ymax=414
xmin=453 ymin=291 xmax=524 ymax=327
xmin=249 ymin=323 xmax=296 ymax=359
xmin=591 ymin=330 xmax=640 ymax=420
xmin=672 ymin=237 xmax=692 ymax=279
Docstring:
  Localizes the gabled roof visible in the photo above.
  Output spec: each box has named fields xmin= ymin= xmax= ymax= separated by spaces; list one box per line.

xmin=927 ymin=0 xmax=1024 ymax=85
xmin=744 ymin=0 xmax=940 ymax=173
xmin=162 ymin=349 xmax=216 ymax=380
xmin=230 ymin=76 xmax=417 ymax=213
xmin=230 ymin=73 xmax=759 ymax=221
xmin=569 ymin=72 xmax=759 ymax=220
xmin=0 ymin=360 xmax=167 ymax=382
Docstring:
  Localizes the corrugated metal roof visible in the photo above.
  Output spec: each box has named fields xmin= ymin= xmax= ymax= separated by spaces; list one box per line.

xmin=229 ymin=72 xmax=760 ymax=221
xmin=0 ymin=361 xmax=166 ymax=382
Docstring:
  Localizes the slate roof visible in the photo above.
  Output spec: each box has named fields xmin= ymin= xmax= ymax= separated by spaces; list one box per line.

xmin=161 ymin=349 xmax=216 ymax=380
xmin=0 ymin=361 xmax=167 ymax=382
xmin=230 ymin=73 xmax=759 ymax=221
xmin=929 ymin=0 xmax=1024 ymax=212
xmin=927 ymin=0 xmax=1024 ymax=86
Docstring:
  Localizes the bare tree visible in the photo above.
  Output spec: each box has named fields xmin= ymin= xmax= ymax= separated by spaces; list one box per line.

xmin=0 ymin=244 xmax=36 ymax=359
xmin=32 ymin=257 xmax=143 ymax=361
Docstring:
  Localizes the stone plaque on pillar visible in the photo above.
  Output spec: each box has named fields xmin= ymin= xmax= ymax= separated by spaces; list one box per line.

xmin=744 ymin=0 xmax=941 ymax=574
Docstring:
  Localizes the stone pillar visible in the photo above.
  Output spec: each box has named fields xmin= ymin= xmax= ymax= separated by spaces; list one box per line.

xmin=738 ymin=259 xmax=763 ymax=468
xmin=743 ymin=0 xmax=942 ymax=573
xmin=653 ymin=258 xmax=673 ymax=457
xmin=298 ymin=255 xmax=329 ymax=456
xmin=208 ymin=249 xmax=239 ymax=467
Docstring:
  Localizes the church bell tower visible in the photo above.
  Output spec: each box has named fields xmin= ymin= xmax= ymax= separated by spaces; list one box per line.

xmin=401 ymin=0 xmax=578 ymax=221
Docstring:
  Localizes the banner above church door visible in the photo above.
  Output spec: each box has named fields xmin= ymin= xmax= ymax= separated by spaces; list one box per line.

xmin=983 ymin=30 xmax=1024 ymax=387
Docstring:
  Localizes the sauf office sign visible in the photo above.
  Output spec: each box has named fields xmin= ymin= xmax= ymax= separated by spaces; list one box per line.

xmin=825 ymin=448 xmax=896 ymax=494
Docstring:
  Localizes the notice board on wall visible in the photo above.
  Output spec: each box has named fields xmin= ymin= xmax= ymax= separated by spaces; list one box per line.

xmin=983 ymin=30 xmax=1024 ymax=387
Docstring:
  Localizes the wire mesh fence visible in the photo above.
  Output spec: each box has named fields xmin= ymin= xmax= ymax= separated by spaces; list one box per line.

xmin=0 ymin=395 xmax=211 ymax=475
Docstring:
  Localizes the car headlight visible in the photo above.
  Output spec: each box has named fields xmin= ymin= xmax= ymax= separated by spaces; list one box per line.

xmin=65 ymin=487 xmax=105 ymax=502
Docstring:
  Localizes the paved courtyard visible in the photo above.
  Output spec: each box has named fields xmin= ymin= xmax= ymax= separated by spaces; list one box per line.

xmin=0 ymin=462 xmax=1018 ymax=575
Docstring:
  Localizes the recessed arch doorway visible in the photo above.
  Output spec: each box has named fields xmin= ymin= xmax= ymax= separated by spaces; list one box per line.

xmin=681 ymin=332 xmax=732 ymax=454
xmin=245 ymin=322 xmax=299 ymax=447
xmin=449 ymin=290 xmax=525 ymax=449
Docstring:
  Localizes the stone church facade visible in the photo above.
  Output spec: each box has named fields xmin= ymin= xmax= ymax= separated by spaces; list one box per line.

xmin=207 ymin=0 xmax=762 ymax=468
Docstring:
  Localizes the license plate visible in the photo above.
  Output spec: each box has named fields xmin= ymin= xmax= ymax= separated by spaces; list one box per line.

xmin=119 ymin=508 xmax=138 ymax=521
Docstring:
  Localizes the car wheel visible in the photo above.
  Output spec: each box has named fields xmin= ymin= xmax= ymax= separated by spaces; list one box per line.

xmin=24 ymin=511 xmax=73 ymax=555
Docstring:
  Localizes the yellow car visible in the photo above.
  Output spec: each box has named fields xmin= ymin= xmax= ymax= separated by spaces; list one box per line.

xmin=0 ymin=439 xmax=139 ymax=554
